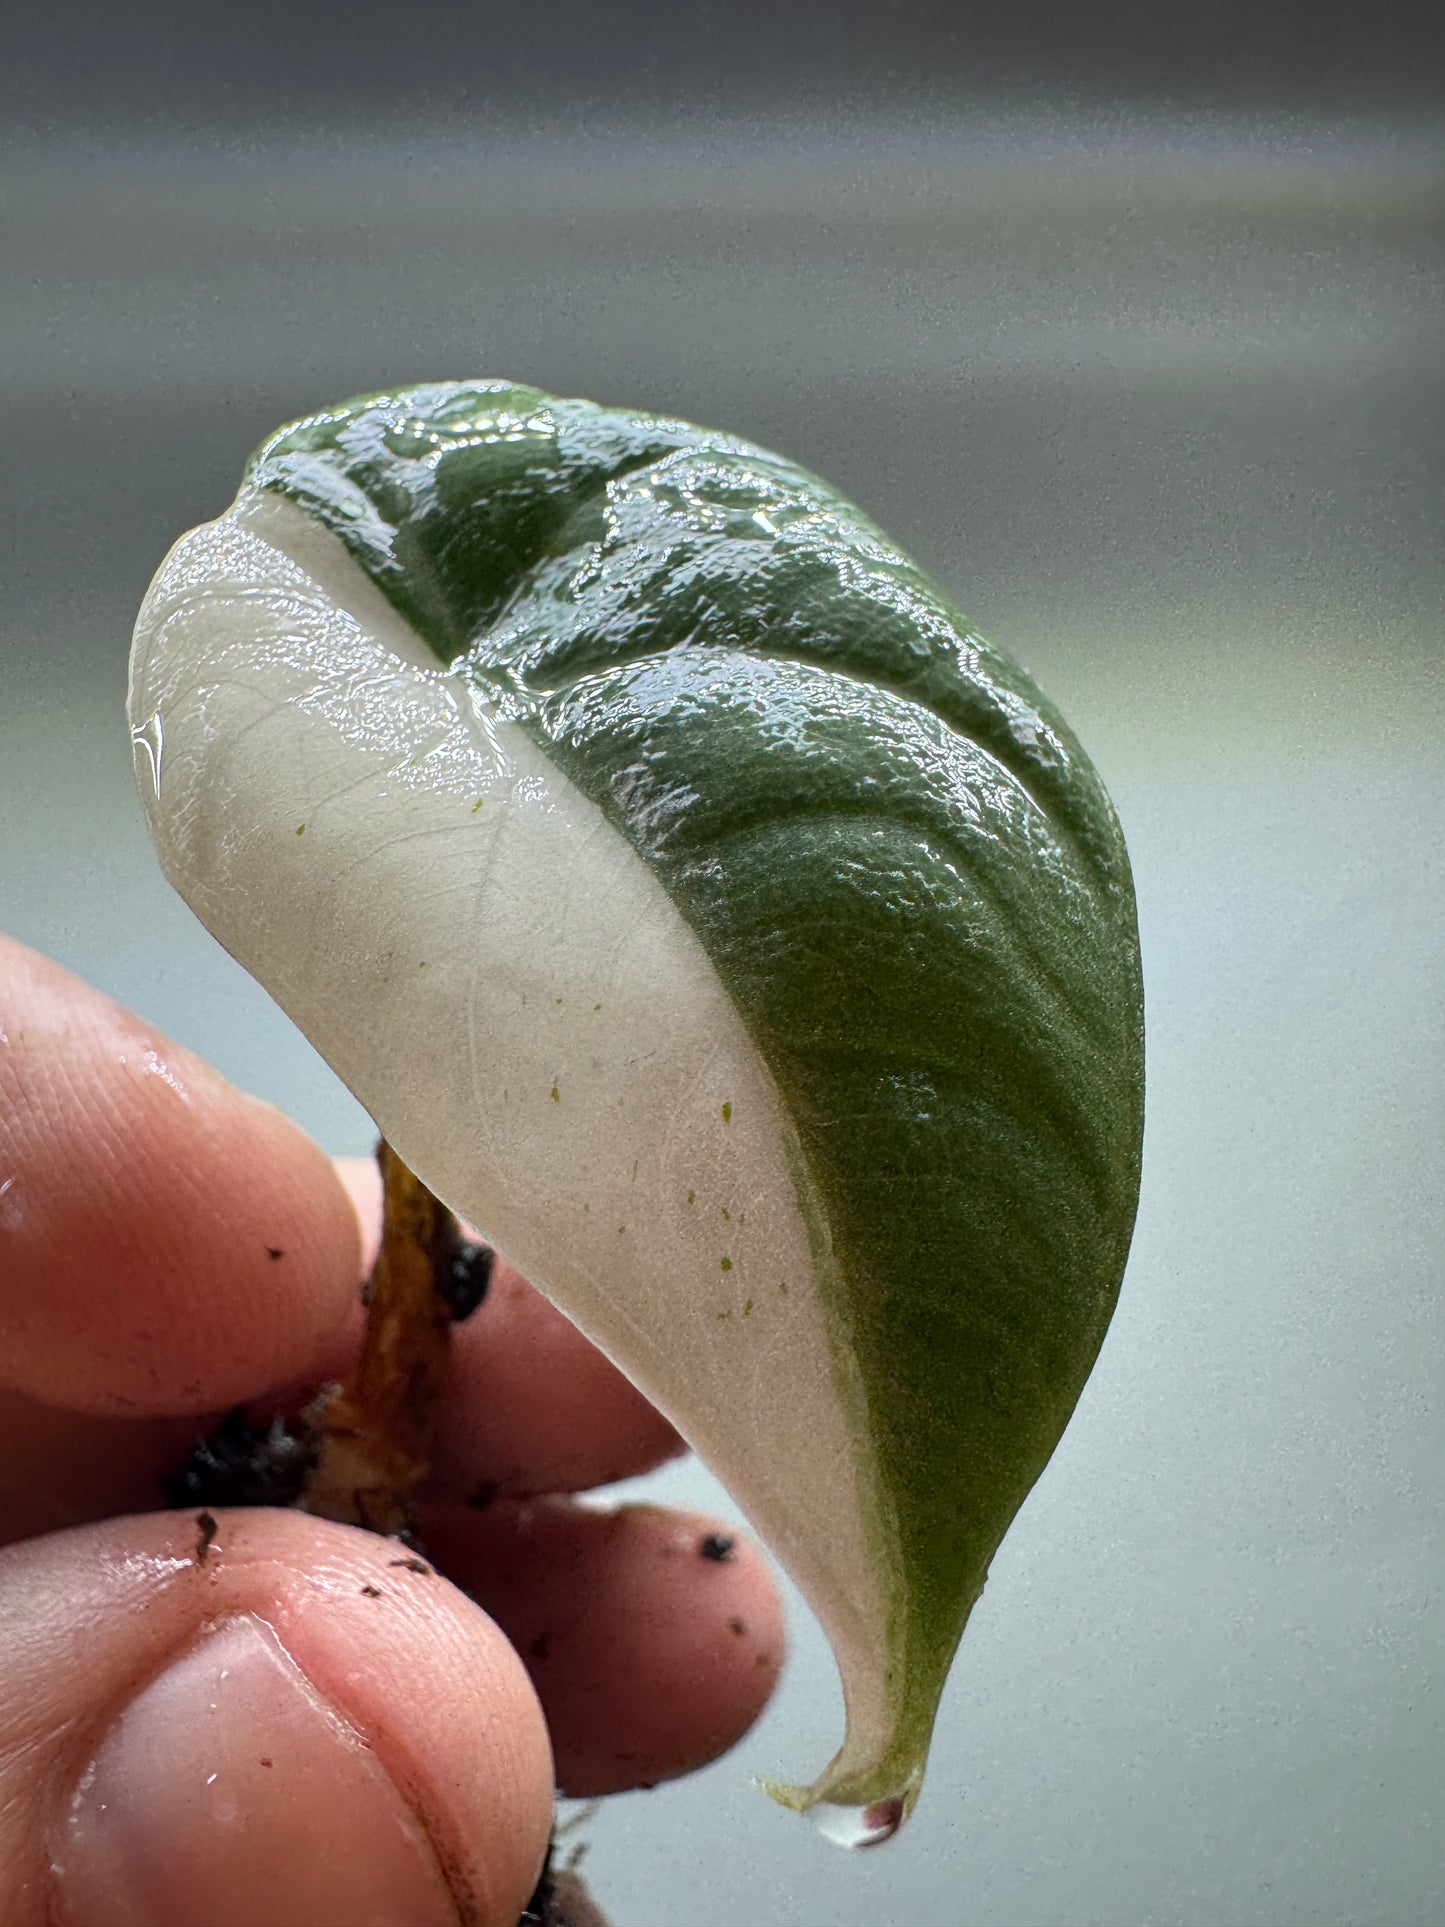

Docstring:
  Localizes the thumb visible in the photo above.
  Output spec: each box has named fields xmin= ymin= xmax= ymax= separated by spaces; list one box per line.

xmin=0 ymin=1508 xmax=553 ymax=1927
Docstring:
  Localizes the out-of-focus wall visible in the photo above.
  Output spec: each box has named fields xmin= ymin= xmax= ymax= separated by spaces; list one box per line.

xmin=2 ymin=19 xmax=1441 ymax=1921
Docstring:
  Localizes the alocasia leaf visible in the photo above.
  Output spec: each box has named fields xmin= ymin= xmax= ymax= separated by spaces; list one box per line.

xmin=128 ymin=381 xmax=1144 ymax=1832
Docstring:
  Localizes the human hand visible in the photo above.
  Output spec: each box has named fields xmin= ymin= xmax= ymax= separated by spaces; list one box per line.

xmin=0 ymin=932 xmax=784 ymax=1926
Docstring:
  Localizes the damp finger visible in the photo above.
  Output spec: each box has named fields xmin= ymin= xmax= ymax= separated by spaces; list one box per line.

xmin=0 ymin=1507 xmax=553 ymax=1927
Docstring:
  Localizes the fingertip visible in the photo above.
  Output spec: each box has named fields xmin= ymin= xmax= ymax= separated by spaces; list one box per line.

xmin=0 ymin=937 xmax=361 ymax=1415
xmin=0 ymin=1509 xmax=553 ymax=1927
xmin=424 ymin=1499 xmax=785 ymax=1797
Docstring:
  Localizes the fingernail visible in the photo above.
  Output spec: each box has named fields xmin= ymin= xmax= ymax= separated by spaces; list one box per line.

xmin=51 ymin=1613 xmax=459 ymax=1927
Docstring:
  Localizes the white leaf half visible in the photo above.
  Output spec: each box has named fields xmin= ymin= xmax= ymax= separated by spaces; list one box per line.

xmin=129 ymin=488 xmax=907 ymax=1809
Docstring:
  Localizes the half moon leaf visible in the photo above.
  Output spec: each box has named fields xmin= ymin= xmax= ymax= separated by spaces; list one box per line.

xmin=128 ymin=381 xmax=1144 ymax=1827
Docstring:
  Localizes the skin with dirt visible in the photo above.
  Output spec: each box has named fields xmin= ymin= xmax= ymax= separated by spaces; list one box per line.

xmin=164 ymin=1138 xmax=612 ymax=1927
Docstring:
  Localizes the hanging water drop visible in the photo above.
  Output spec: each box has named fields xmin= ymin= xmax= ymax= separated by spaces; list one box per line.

xmin=810 ymin=1797 xmax=908 ymax=1850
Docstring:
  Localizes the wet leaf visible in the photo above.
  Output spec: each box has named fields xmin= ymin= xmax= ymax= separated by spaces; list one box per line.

xmin=129 ymin=382 xmax=1144 ymax=1828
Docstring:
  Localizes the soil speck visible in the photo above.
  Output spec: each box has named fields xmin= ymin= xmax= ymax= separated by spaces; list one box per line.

xmin=440 ymin=1240 xmax=494 ymax=1321
xmin=699 ymin=1532 xmax=735 ymax=1563
xmin=194 ymin=1509 xmax=218 ymax=1564
xmin=388 ymin=1555 xmax=433 ymax=1576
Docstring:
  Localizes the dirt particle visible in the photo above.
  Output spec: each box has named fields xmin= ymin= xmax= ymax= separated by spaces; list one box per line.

xmin=259 ymin=1756 xmax=273 ymax=1767
xmin=755 ymin=1651 xmax=773 ymax=1669
xmin=163 ymin=1406 xmax=315 ymax=1512
xmin=266 ymin=1245 xmax=284 ymax=1260
xmin=388 ymin=1555 xmax=434 ymax=1576
xmin=521 ymin=1857 xmax=613 ymax=1927
xmin=194 ymin=1509 xmax=218 ymax=1565
xmin=440 ymin=1240 xmax=493 ymax=1321
xmin=728 ymin=1616 xmax=747 ymax=1637
xmin=699 ymin=1532 xmax=736 ymax=1564
xmin=360 ymin=1583 xmax=382 ymax=1598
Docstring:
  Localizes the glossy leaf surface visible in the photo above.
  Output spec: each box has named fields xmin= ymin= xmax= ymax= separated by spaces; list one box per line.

xmin=130 ymin=381 xmax=1144 ymax=1824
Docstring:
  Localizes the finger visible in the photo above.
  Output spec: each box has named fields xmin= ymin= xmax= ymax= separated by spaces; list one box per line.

xmin=421 ymin=1499 xmax=785 ymax=1797
xmin=0 ymin=1165 xmax=684 ymax=1547
xmin=0 ymin=935 xmax=362 ymax=1417
xmin=338 ymin=1158 xmax=684 ymax=1499
xmin=0 ymin=1508 xmax=553 ymax=1927
xmin=0 ymin=1387 xmax=207 ymax=1547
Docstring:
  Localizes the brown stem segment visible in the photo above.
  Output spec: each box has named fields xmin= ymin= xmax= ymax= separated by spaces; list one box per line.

xmin=299 ymin=1140 xmax=457 ymax=1537
xmin=291 ymin=1143 xmax=614 ymax=1927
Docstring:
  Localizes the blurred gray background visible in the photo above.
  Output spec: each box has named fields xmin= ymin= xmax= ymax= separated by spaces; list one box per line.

xmin=2 ymin=6 xmax=1441 ymax=1923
